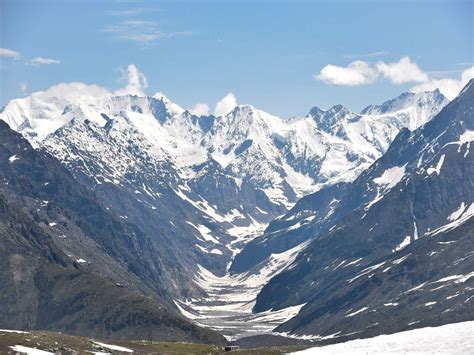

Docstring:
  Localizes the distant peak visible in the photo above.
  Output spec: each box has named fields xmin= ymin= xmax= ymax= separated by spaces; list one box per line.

xmin=152 ymin=91 xmax=169 ymax=101
xmin=360 ymin=89 xmax=448 ymax=116
xmin=307 ymin=104 xmax=349 ymax=119
xmin=152 ymin=92 xmax=185 ymax=116
xmin=329 ymin=104 xmax=349 ymax=113
xmin=360 ymin=104 xmax=376 ymax=115
xmin=308 ymin=106 xmax=324 ymax=117
xmin=228 ymin=104 xmax=256 ymax=116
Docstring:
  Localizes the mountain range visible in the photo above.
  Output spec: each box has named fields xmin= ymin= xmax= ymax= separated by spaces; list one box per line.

xmin=0 ymin=77 xmax=472 ymax=346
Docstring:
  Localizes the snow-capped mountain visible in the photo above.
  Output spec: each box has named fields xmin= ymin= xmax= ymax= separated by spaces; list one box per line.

xmin=229 ymin=90 xmax=449 ymax=273
xmin=1 ymin=83 xmax=447 ymax=205
xmin=251 ymin=80 xmax=474 ymax=341
xmin=0 ymin=82 xmax=448 ymax=300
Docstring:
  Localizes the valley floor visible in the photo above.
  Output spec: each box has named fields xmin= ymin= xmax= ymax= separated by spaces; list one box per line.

xmin=292 ymin=321 xmax=474 ymax=354
xmin=175 ymin=242 xmax=309 ymax=340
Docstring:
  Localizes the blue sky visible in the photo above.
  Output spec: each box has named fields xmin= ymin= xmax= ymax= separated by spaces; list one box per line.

xmin=1 ymin=0 xmax=473 ymax=117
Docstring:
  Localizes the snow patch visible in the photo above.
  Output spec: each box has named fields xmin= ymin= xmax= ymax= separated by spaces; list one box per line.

xmin=345 ymin=307 xmax=369 ymax=317
xmin=459 ymin=130 xmax=474 ymax=143
xmin=186 ymin=221 xmax=219 ymax=244
xmin=393 ymin=235 xmax=411 ymax=252
xmin=347 ymin=262 xmax=386 ymax=283
xmin=292 ymin=321 xmax=474 ymax=354
xmin=434 ymin=272 xmax=474 ymax=284
xmin=0 ymin=329 xmax=30 ymax=333
xmin=448 ymin=202 xmax=466 ymax=221
xmin=373 ymin=165 xmax=406 ymax=190
xmin=9 ymin=155 xmax=20 ymax=163
xmin=93 ymin=341 xmax=133 ymax=353
xmin=9 ymin=346 xmax=53 ymax=355
xmin=427 ymin=154 xmax=445 ymax=175
xmin=426 ymin=203 xmax=474 ymax=237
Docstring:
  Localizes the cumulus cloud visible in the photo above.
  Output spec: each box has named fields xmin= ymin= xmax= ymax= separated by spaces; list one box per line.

xmin=315 ymin=56 xmax=471 ymax=98
xmin=19 ymin=83 xmax=27 ymax=93
xmin=376 ymin=56 xmax=428 ymax=84
xmin=28 ymin=57 xmax=61 ymax=66
xmin=315 ymin=60 xmax=378 ymax=86
xmin=0 ymin=48 xmax=20 ymax=58
xmin=411 ymin=66 xmax=474 ymax=100
xmin=214 ymin=93 xmax=237 ymax=116
xmin=190 ymin=103 xmax=209 ymax=116
xmin=115 ymin=64 xmax=148 ymax=96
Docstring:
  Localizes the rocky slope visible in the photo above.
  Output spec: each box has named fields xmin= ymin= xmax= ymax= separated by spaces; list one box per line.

xmin=0 ymin=120 xmax=225 ymax=343
xmin=252 ymin=80 xmax=474 ymax=341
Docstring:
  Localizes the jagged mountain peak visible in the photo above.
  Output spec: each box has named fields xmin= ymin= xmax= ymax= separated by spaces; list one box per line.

xmin=328 ymin=103 xmax=350 ymax=114
xmin=0 ymin=83 xmax=450 ymax=212
xmin=152 ymin=91 xmax=185 ymax=116
xmin=224 ymin=104 xmax=270 ymax=122
xmin=307 ymin=105 xmax=325 ymax=118
xmin=0 ymin=86 xmax=186 ymax=144
xmin=360 ymin=89 xmax=448 ymax=116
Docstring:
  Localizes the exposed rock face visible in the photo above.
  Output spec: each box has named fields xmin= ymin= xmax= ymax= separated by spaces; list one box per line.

xmin=252 ymin=80 xmax=474 ymax=341
xmin=0 ymin=120 xmax=225 ymax=344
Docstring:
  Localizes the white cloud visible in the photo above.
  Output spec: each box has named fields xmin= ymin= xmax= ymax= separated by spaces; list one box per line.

xmin=411 ymin=66 xmax=474 ymax=100
xmin=376 ymin=56 xmax=428 ymax=84
xmin=315 ymin=61 xmax=378 ymax=86
xmin=106 ymin=8 xmax=144 ymax=16
xmin=190 ymin=103 xmax=209 ymax=116
xmin=122 ymin=33 xmax=164 ymax=42
xmin=344 ymin=51 xmax=388 ymax=59
xmin=19 ymin=83 xmax=27 ymax=93
xmin=32 ymin=82 xmax=110 ymax=102
xmin=115 ymin=64 xmax=148 ymax=96
xmin=316 ymin=56 xmax=472 ymax=99
xmin=102 ymin=20 xmax=161 ymax=43
xmin=28 ymin=57 xmax=61 ymax=66
xmin=0 ymin=48 xmax=20 ymax=58
xmin=214 ymin=93 xmax=237 ymax=116
xmin=102 ymin=18 xmax=190 ymax=44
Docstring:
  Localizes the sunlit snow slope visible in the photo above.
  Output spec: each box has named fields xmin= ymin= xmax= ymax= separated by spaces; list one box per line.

xmin=292 ymin=321 xmax=474 ymax=354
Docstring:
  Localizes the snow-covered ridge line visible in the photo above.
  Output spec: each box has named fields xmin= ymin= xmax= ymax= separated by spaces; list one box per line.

xmin=0 ymin=83 xmax=448 ymax=209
